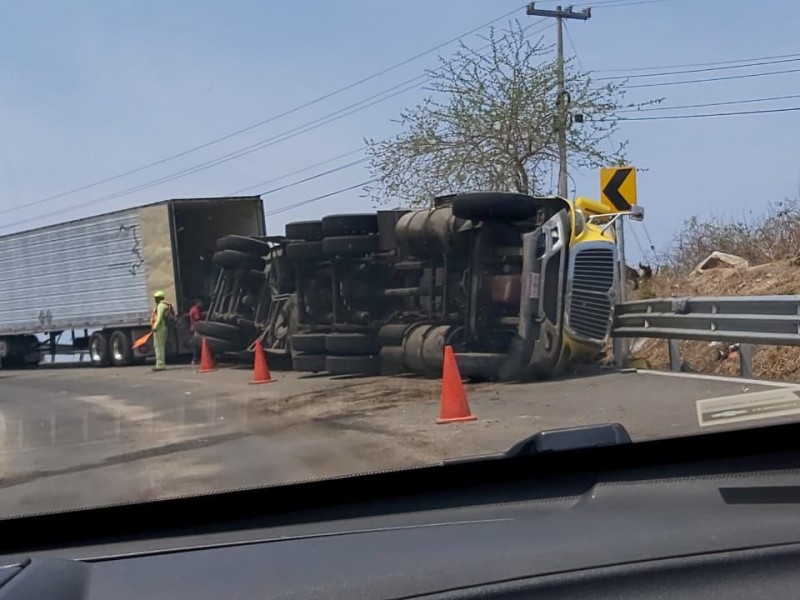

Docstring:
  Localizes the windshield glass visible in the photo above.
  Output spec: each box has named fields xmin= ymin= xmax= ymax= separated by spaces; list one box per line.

xmin=2 ymin=0 xmax=799 ymax=517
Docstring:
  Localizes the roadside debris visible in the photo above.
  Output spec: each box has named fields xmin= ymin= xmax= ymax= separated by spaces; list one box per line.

xmin=691 ymin=251 xmax=749 ymax=276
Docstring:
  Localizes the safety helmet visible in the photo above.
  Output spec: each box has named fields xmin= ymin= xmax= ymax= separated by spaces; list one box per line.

xmin=153 ymin=290 xmax=165 ymax=300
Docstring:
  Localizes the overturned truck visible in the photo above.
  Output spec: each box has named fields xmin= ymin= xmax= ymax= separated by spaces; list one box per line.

xmin=201 ymin=191 xmax=633 ymax=380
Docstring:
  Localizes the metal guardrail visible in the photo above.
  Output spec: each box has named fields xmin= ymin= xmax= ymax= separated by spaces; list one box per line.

xmin=611 ymin=296 xmax=800 ymax=378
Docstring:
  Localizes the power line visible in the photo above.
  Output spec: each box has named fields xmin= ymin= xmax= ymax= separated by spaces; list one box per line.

xmin=594 ymin=51 xmax=800 ymax=73
xmin=562 ymin=21 xmax=585 ymax=72
xmin=628 ymin=224 xmax=648 ymax=258
xmin=264 ymin=179 xmax=377 ymax=217
xmin=226 ymin=146 xmax=365 ymax=195
xmin=641 ymin=222 xmax=660 ymax=264
xmin=0 ymin=75 xmax=426 ymax=222
xmin=595 ymin=56 xmax=800 ymax=80
xmin=583 ymin=0 xmax=677 ymax=7
xmin=4 ymin=5 xmax=527 ymax=216
xmin=614 ymin=105 xmax=800 ymax=121
xmin=0 ymin=78 xmax=425 ymax=231
xmin=256 ymin=157 xmax=369 ymax=197
xmin=0 ymin=20 xmax=555 ymax=230
xmin=564 ymin=20 xmax=619 ymax=158
xmin=624 ymin=66 xmax=800 ymax=89
xmin=617 ymin=93 xmax=800 ymax=113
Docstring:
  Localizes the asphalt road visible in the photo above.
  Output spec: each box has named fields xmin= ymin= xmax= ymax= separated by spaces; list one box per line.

xmin=0 ymin=362 xmax=790 ymax=516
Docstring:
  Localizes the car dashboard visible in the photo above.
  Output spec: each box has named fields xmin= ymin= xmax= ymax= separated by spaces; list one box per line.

xmin=2 ymin=423 xmax=800 ymax=598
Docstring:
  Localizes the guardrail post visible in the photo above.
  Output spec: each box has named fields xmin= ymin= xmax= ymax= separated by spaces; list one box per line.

xmin=613 ymin=337 xmax=625 ymax=368
xmin=739 ymin=343 xmax=754 ymax=379
xmin=668 ymin=340 xmax=681 ymax=372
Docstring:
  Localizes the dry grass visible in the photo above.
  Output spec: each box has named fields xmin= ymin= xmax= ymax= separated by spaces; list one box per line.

xmin=667 ymin=198 xmax=800 ymax=273
xmin=631 ymin=261 xmax=800 ymax=382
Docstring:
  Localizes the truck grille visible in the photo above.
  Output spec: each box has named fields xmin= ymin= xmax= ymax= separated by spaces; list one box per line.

xmin=567 ymin=245 xmax=616 ymax=342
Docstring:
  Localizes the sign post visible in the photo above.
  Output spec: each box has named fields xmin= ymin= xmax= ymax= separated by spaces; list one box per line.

xmin=601 ymin=166 xmax=637 ymax=368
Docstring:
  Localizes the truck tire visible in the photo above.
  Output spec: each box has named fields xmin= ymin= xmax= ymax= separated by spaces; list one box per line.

xmin=321 ymin=235 xmax=379 ymax=257
xmin=378 ymin=323 xmax=411 ymax=347
xmin=290 ymin=332 xmax=327 ymax=354
xmin=216 ymin=235 xmax=271 ymax=256
xmin=291 ymin=352 xmax=327 ymax=373
xmin=452 ymin=192 xmax=540 ymax=222
xmin=212 ymin=249 xmax=266 ymax=271
xmin=285 ymin=241 xmax=324 ymax=261
xmin=325 ymin=354 xmax=380 ymax=376
xmin=325 ymin=332 xmax=379 ymax=355
xmin=89 ymin=331 xmax=111 ymax=367
xmin=285 ymin=220 xmax=323 ymax=241
xmin=195 ymin=321 xmax=244 ymax=342
xmin=109 ymin=329 xmax=134 ymax=367
xmin=321 ymin=214 xmax=379 ymax=237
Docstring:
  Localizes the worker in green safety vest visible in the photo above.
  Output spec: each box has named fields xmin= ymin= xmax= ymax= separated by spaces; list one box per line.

xmin=150 ymin=290 xmax=172 ymax=371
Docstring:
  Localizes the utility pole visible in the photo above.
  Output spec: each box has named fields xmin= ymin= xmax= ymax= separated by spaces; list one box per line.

xmin=526 ymin=3 xmax=591 ymax=198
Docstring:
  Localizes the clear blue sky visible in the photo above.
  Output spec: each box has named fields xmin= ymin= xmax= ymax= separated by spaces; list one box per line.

xmin=1 ymin=0 xmax=799 ymax=264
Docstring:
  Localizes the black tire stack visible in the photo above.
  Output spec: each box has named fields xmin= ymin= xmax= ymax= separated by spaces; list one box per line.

xmin=213 ymin=234 xmax=270 ymax=271
xmin=285 ymin=214 xmax=381 ymax=375
xmin=288 ymin=332 xmax=327 ymax=373
xmin=194 ymin=320 xmax=256 ymax=355
xmin=324 ymin=332 xmax=380 ymax=376
xmin=199 ymin=234 xmax=271 ymax=356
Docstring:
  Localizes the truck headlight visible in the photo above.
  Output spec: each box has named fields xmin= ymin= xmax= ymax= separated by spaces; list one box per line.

xmin=573 ymin=208 xmax=586 ymax=237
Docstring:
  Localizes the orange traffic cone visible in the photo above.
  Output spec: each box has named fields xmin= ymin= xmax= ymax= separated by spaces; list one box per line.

xmin=436 ymin=345 xmax=476 ymax=424
xmin=198 ymin=337 xmax=216 ymax=373
xmin=250 ymin=339 xmax=274 ymax=384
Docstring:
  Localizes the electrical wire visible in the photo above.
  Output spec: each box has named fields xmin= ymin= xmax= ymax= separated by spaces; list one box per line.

xmin=617 ymin=93 xmax=800 ymax=113
xmin=595 ymin=56 xmax=800 ymax=80
xmin=594 ymin=52 xmax=800 ymax=73
xmin=624 ymin=66 xmax=800 ymax=89
xmin=0 ymin=78 xmax=425 ymax=232
xmin=4 ymin=4 xmax=527 ymax=215
xmin=582 ymin=0 xmax=678 ymax=7
xmin=614 ymin=106 xmax=800 ymax=120
xmin=641 ymin=222 xmax=660 ymax=263
xmin=264 ymin=179 xmax=377 ymax=217
xmin=0 ymin=19 xmax=557 ymax=231
xmin=628 ymin=224 xmax=648 ymax=259
xmin=256 ymin=157 xmax=370 ymax=197
xmin=226 ymin=146 xmax=365 ymax=195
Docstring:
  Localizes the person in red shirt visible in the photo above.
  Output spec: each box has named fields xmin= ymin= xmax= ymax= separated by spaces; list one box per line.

xmin=189 ymin=299 xmax=204 ymax=365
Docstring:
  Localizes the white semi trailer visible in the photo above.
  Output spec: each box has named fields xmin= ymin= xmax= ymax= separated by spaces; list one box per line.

xmin=0 ymin=196 xmax=265 ymax=367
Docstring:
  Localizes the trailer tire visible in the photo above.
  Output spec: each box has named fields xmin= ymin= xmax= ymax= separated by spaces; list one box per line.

xmin=109 ymin=330 xmax=134 ymax=367
xmin=325 ymin=354 xmax=380 ymax=376
xmin=321 ymin=214 xmax=379 ymax=236
xmin=216 ymin=235 xmax=270 ymax=256
xmin=452 ymin=192 xmax=540 ymax=222
xmin=285 ymin=220 xmax=323 ymax=241
xmin=285 ymin=241 xmax=324 ymax=261
xmin=290 ymin=332 xmax=327 ymax=354
xmin=89 ymin=331 xmax=111 ymax=367
xmin=195 ymin=321 xmax=244 ymax=342
xmin=291 ymin=352 xmax=327 ymax=373
xmin=325 ymin=332 xmax=379 ymax=355
xmin=212 ymin=249 xmax=266 ymax=271
xmin=321 ymin=234 xmax=379 ymax=257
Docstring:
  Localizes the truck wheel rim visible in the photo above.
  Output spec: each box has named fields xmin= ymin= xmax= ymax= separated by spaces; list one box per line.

xmin=112 ymin=338 xmax=124 ymax=362
xmin=90 ymin=340 xmax=103 ymax=362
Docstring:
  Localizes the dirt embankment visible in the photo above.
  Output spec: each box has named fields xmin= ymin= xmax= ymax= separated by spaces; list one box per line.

xmin=631 ymin=261 xmax=800 ymax=382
